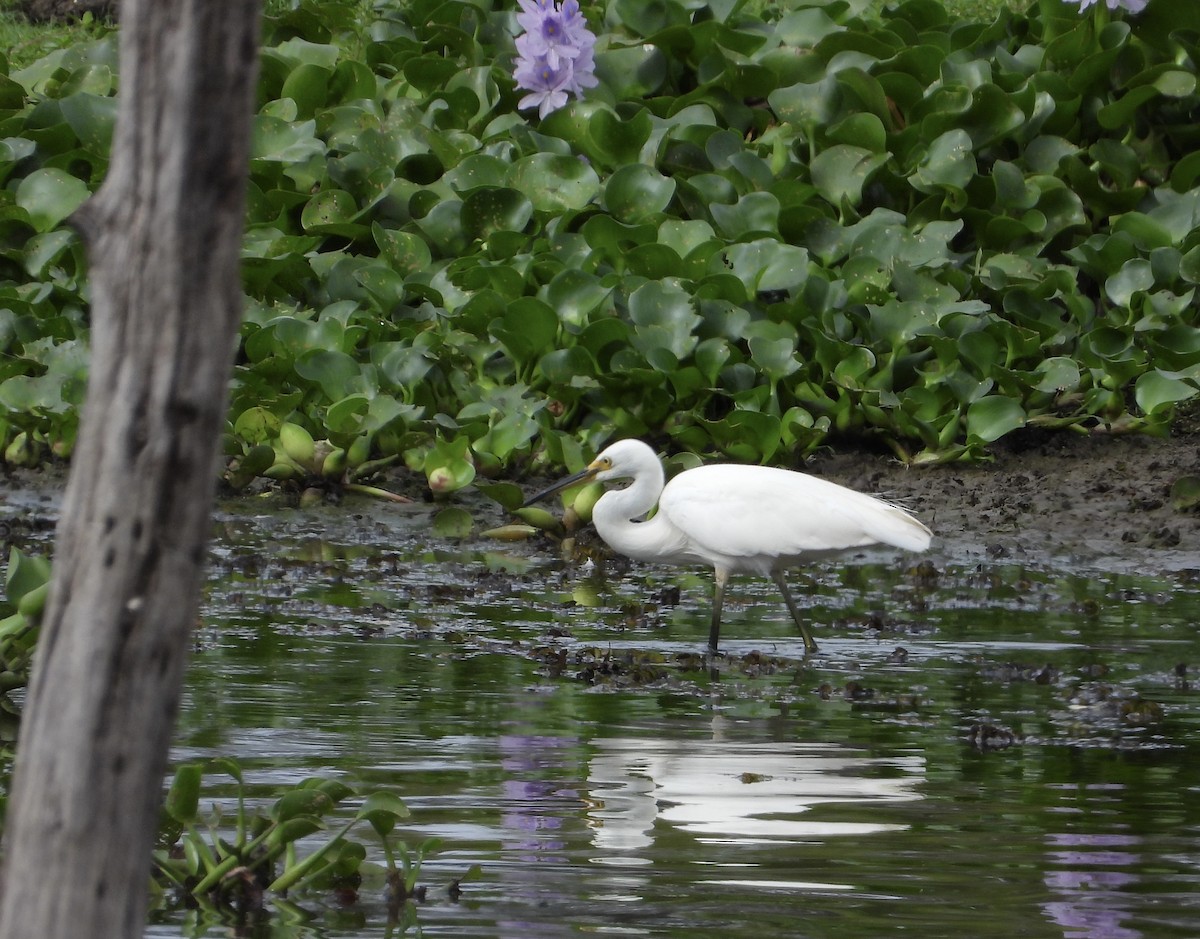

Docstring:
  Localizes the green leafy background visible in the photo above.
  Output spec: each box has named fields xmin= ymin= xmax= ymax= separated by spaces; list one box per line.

xmin=1 ymin=0 xmax=1198 ymax=487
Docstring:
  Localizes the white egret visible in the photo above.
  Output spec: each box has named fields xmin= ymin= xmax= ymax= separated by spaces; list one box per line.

xmin=525 ymin=439 xmax=932 ymax=654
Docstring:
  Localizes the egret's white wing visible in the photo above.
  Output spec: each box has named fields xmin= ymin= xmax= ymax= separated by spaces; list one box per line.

xmin=658 ymin=465 xmax=931 ymax=565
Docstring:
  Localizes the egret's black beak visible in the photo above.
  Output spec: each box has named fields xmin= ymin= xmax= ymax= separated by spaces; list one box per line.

xmin=522 ymin=465 xmax=599 ymax=507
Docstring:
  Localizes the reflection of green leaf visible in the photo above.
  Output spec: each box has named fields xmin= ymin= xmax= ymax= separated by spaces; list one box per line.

xmin=433 ymin=507 xmax=473 ymax=539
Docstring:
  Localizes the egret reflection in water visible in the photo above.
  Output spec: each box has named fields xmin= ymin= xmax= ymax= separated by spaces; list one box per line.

xmin=584 ymin=720 xmax=924 ymax=891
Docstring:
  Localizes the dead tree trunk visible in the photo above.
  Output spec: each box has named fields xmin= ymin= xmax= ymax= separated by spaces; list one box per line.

xmin=0 ymin=2 xmax=260 ymax=936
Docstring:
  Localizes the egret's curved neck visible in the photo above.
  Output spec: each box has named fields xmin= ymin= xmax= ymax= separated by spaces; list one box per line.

xmin=590 ymin=461 xmax=674 ymax=562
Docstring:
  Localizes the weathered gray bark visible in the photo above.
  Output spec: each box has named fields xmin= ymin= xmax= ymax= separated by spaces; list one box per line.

xmin=0 ymin=2 xmax=260 ymax=936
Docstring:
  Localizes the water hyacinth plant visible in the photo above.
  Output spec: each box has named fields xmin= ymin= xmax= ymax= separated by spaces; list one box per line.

xmin=1063 ymin=0 xmax=1148 ymax=13
xmin=513 ymin=0 xmax=598 ymax=117
xmin=2 ymin=0 xmax=1200 ymax=486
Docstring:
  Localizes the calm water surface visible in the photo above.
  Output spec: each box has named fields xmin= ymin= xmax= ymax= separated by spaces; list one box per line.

xmin=118 ymin=498 xmax=1200 ymax=938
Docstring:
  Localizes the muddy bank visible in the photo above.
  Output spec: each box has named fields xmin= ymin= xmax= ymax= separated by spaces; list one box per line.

xmin=3 ymin=430 xmax=1199 ymax=578
xmin=806 ymin=428 xmax=1200 ymax=576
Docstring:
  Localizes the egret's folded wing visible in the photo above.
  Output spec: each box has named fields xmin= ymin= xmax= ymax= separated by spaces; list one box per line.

xmin=659 ymin=465 xmax=931 ymax=561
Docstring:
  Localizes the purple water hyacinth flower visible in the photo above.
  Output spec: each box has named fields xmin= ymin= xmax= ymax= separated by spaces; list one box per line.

xmin=514 ymin=54 xmax=572 ymax=118
xmin=516 ymin=0 xmax=590 ymax=68
xmin=1063 ymin=0 xmax=1148 ymax=13
xmin=513 ymin=0 xmax=597 ymax=118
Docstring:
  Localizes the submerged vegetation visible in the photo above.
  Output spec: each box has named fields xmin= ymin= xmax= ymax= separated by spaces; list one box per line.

xmin=154 ymin=759 xmax=466 ymax=928
xmin=0 ymin=0 xmax=1199 ymax=491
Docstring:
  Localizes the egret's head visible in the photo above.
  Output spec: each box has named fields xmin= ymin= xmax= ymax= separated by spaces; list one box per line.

xmin=585 ymin=439 xmax=650 ymax=482
xmin=522 ymin=439 xmax=654 ymax=506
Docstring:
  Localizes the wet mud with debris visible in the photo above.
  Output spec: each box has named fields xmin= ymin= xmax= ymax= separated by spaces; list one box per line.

xmin=2 ymin=431 xmax=1200 ymax=761
xmin=808 ymin=427 xmax=1200 ymax=576
xmin=5 ymin=429 xmax=1198 ymax=575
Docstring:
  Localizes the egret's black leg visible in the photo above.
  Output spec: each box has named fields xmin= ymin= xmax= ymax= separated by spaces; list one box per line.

xmin=708 ymin=569 xmax=729 ymax=653
xmin=771 ymin=571 xmax=818 ymax=654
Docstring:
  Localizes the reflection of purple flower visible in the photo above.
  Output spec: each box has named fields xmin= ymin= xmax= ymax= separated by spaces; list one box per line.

xmin=1062 ymin=0 xmax=1148 ymax=13
xmin=514 ymin=0 xmax=598 ymax=118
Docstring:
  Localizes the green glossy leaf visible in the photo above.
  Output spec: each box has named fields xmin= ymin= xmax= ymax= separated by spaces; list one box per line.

xmin=539 ymin=346 xmax=597 ymax=386
xmin=544 ymin=269 xmax=611 ymax=329
xmin=594 ymin=44 xmax=667 ymax=98
xmin=281 ymin=62 xmax=331 ymax=118
xmin=252 ymin=115 xmax=325 ymax=164
xmin=811 ymin=145 xmax=889 ymax=208
xmin=966 ymin=396 xmax=1026 ymax=443
xmin=426 ymin=437 xmax=476 ymax=494
xmin=461 ymin=187 xmax=533 ymax=241
xmin=602 ymin=164 xmax=676 ymax=223
xmin=657 ymin=220 xmax=716 ymax=259
xmin=295 ymin=349 xmax=360 ymax=400
xmin=508 ymin=153 xmax=600 ymax=212
xmin=1135 ymin=371 xmax=1198 ymax=416
xmin=588 ymin=107 xmax=652 ymax=167
xmin=1104 ymin=259 xmax=1154 ymax=308
xmin=15 ymin=169 xmax=89 ymax=233
xmin=233 ymin=406 xmax=282 ymax=444
xmin=357 ymin=791 xmax=412 ymax=839
xmin=628 ymin=281 xmax=700 ymax=365
xmin=373 ymin=225 xmax=432 ymax=278
xmin=165 ymin=764 xmax=203 ymax=825
xmin=23 ymin=230 xmax=76 ymax=278
xmin=326 ymin=394 xmax=370 ymax=435
xmin=723 ymin=239 xmax=809 ymax=294
xmin=5 ymin=548 xmax=51 ymax=606
xmin=911 ymin=129 xmax=975 ymax=192
xmin=710 ymin=192 xmax=780 ymax=238
xmin=748 ymin=334 xmax=799 ymax=381
xmin=59 ymin=92 xmax=117 ymax=153
xmin=1170 ymin=476 xmax=1200 ymax=511
xmin=491 ymin=297 xmax=558 ymax=363
xmin=1033 ymin=357 xmax=1081 ymax=394
xmin=272 ymin=788 xmax=335 ymax=823
xmin=768 ymin=75 xmax=838 ymax=128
